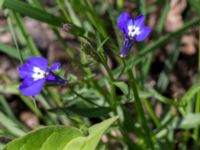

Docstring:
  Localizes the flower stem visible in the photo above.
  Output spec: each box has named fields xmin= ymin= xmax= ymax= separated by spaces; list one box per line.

xmin=128 ymin=69 xmax=154 ymax=149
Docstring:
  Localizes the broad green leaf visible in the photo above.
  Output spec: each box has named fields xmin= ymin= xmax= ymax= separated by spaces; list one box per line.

xmin=3 ymin=126 xmax=82 ymax=150
xmin=49 ymin=107 xmax=111 ymax=118
xmin=3 ymin=117 xmax=118 ymax=150
xmin=64 ymin=116 xmax=118 ymax=150
xmin=113 ymin=81 xmax=128 ymax=95
xmin=179 ymin=113 xmax=200 ymax=129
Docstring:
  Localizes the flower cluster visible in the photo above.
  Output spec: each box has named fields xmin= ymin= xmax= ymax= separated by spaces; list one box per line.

xmin=18 ymin=57 xmax=66 ymax=96
xmin=117 ymin=12 xmax=151 ymax=57
xmin=18 ymin=12 xmax=151 ymax=96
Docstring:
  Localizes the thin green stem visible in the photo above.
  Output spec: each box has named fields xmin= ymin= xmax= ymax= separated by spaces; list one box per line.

xmin=69 ymin=88 xmax=100 ymax=107
xmin=19 ymin=95 xmax=44 ymax=119
xmin=128 ymin=70 xmax=154 ymax=149
xmin=12 ymin=12 xmax=40 ymax=56
xmin=51 ymin=27 xmax=74 ymax=59
xmin=56 ymin=0 xmax=71 ymax=21
xmin=101 ymin=59 xmax=114 ymax=81
xmin=118 ymin=57 xmax=126 ymax=78
xmin=6 ymin=10 xmax=24 ymax=64
xmin=144 ymin=99 xmax=160 ymax=128
xmin=99 ymin=56 xmax=117 ymax=110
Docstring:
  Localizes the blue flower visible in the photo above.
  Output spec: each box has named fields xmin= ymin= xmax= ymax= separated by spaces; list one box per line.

xmin=117 ymin=12 xmax=151 ymax=57
xmin=18 ymin=57 xmax=67 ymax=96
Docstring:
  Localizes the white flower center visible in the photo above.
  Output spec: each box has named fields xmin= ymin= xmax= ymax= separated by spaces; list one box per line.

xmin=32 ymin=67 xmax=46 ymax=81
xmin=128 ymin=25 xmax=140 ymax=38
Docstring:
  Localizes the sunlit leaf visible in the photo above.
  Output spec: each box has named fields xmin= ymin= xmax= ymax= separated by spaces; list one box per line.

xmin=179 ymin=113 xmax=200 ymax=129
xmin=64 ymin=116 xmax=118 ymax=150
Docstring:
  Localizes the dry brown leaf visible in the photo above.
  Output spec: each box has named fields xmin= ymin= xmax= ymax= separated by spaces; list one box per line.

xmin=181 ymin=34 xmax=197 ymax=55
xmin=20 ymin=112 xmax=39 ymax=129
xmin=165 ymin=0 xmax=187 ymax=32
xmin=0 ymin=32 xmax=12 ymax=43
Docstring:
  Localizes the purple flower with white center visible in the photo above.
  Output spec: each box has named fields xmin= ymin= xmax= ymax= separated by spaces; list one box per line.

xmin=117 ymin=12 xmax=151 ymax=57
xmin=18 ymin=57 xmax=67 ymax=96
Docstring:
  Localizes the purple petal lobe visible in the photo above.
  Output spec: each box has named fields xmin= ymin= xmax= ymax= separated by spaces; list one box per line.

xmin=133 ymin=15 xmax=145 ymax=27
xmin=18 ymin=64 xmax=33 ymax=79
xmin=26 ymin=57 xmax=48 ymax=70
xmin=46 ymin=74 xmax=55 ymax=81
xmin=117 ymin=12 xmax=132 ymax=35
xmin=120 ymin=38 xmax=134 ymax=58
xmin=46 ymin=73 xmax=67 ymax=85
xmin=135 ymin=26 xmax=151 ymax=42
xmin=20 ymin=77 xmax=35 ymax=86
xmin=19 ymin=78 xmax=45 ymax=96
xmin=50 ymin=62 xmax=61 ymax=71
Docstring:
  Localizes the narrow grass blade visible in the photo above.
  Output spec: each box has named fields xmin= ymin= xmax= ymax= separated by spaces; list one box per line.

xmin=0 ymin=112 xmax=25 ymax=137
xmin=128 ymin=70 xmax=154 ymax=149
xmin=188 ymin=0 xmax=200 ymax=15
xmin=3 ymin=0 xmax=88 ymax=37
xmin=0 ymin=0 xmax=5 ymax=8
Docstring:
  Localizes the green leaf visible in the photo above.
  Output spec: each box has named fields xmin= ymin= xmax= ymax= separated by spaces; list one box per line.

xmin=3 ymin=0 xmax=87 ymax=36
xmin=157 ymin=1 xmax=170 ymax=33
xmin=0 ymin=84 xmax=19 ymax=94
xmin=147 ymin=87 xmax=180 ymax=107
xmin=113 ymin=81 xmax=129 ymax=95
xmin=64 ymin=116 xmax=118 ymax=150
xmin=49 ymin=107 xmax=111 ymax=118
xmin=0 ymin=0 xmax=5 ymax=9
xmin=0 ymin=112 xmax=25 ymax=137
xmin=188 ymin=0 xmax=200 ymax=15
xmin=181 ymin=80 xmax=200 ymax=104
xmin=3 ymin=0 xmax=63 ymax=26
xmin=179 ymin=113 xmax=200 ymax=129
xmin=0 ymin=43 xmax=20 ymax=60
xmin=97 ymin=37 xmax=109 ymax=52
xmin=3 ymin=126 xmax=82 ymax=150
xmin=3 ymin=117 xmax=118 ymax=150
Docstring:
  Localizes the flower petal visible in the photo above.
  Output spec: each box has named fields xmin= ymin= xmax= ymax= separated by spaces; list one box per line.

xmin=50 ymin=62 xmax=61 ymax=71
xmin=120 ymin=38 xmax=134 ymax=57
xmin=133 ymin=15 xmax=145 ymax=27
xmin=19 ymin=78 xmax=45 ymax=96
xmin=18 ymin=64 xmax=33 ymax=79
xmin=135 ymin=26 xmax=151 ymax=42
xmin=26 ymin=57 xmax=48 ymax=70
xmin=117 ymin=12 xmax=132 ymax=35
xmin=46 ymin=73 xmax=67 ymax=85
